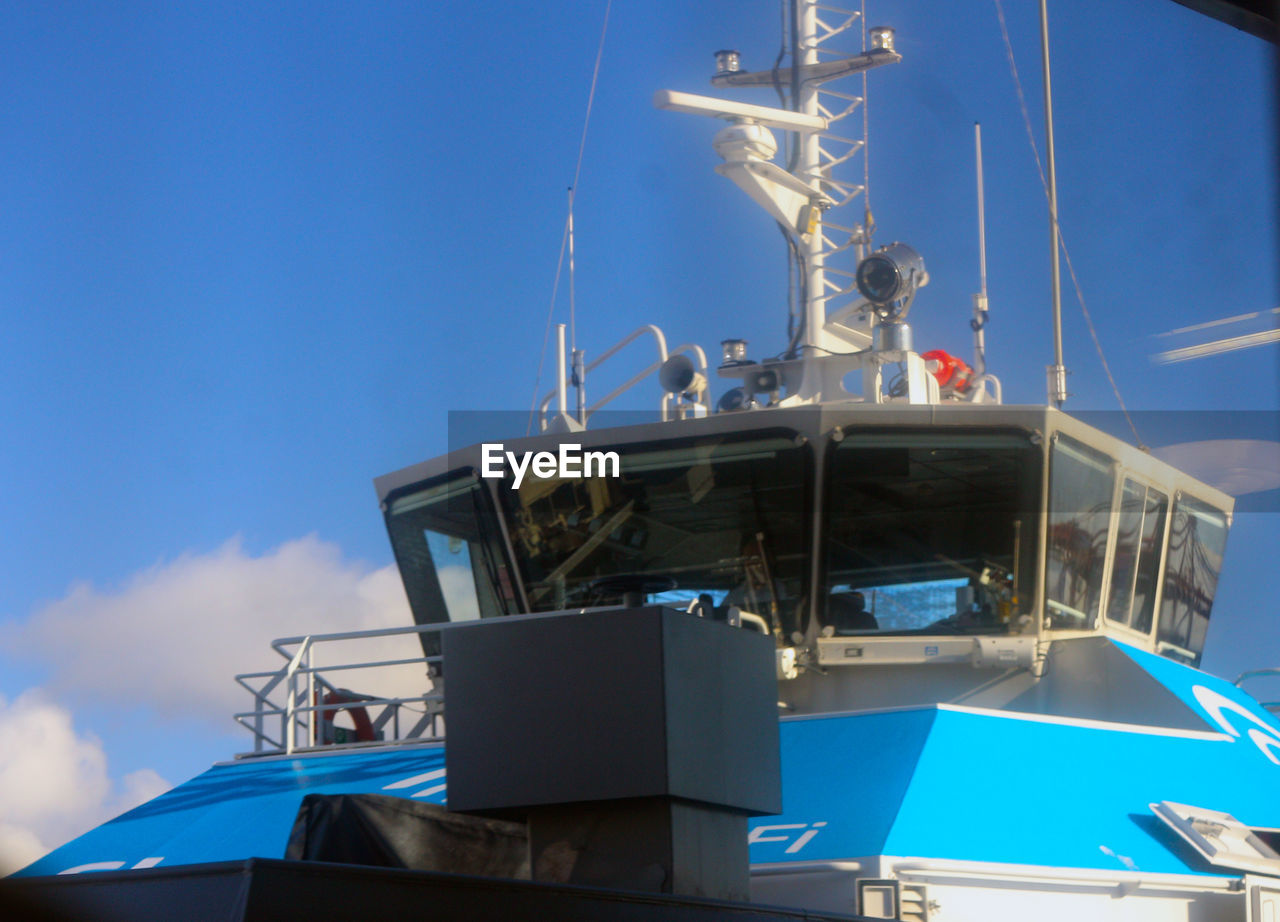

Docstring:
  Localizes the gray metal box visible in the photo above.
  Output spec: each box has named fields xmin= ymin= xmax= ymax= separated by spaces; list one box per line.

xmin=443 ymin=606 xmax=781 ymax=817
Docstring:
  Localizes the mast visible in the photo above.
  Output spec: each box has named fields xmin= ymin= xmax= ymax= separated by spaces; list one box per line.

xmin=789 ymin=0 xmax=885 ymax=397
xmin=796 ymin=0 xmax=826 ymax=366
xmin=656 ymin=0 xmax=902 ymax=401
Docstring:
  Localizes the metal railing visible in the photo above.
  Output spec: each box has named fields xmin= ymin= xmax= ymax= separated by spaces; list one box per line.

xmin=234 ymin=622 xmax=453 ymax=756
xmin=234 ymin=609 xmax=653 ymax=757
xmin=537 ymin=324 xmax=710 ymax=429
xmin=1234 ymin=667 xmax=1280 ymax=714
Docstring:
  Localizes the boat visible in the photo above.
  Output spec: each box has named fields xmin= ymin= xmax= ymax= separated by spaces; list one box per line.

xmin=4 ymin=2 xmax=1278 ymax=920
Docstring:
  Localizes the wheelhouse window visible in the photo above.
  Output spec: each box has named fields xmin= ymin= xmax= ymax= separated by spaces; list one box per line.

xmin=385 ymin=473 xmax=518 ymax=635
xmin=497 ymin=433 xmax=809 ymax=637
xmin=823 ymin=432 xmax=1038 ymax=634
xmin=1105 ymin=479 xmax=1168 ymax=634
xmin=1045 ymin=436 xmax=1114 ymax=630
xmin=1157 ymin=493 xmax=1228 ymax=666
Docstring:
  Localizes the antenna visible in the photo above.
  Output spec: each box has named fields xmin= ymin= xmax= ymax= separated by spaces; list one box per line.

xmin=653 ymin=90 xmax=826 ymax=131
xmin=1040 ymin=0 xmax=1068 ymax=407
xmin=972 ymin=122 xmax=989 ymax=379
xmin=968 ymin=122 xmax=1003 ymax=404
xmin=568 ymin=186 xmax=586 ymax=424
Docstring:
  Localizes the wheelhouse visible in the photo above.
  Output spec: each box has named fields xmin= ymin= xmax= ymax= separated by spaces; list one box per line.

xmin=376 ymin=404 xmax=1233 ymax=711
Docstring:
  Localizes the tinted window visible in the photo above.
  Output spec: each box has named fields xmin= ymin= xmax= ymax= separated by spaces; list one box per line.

xmin=498 ymin=434 xmax=809 ymax=637
xmin=824 ymin=432 xmax=1038 ymax=634
xmin=1106 ymin=480 xmax=1168 ymax=634
xmin=1158 ymin=494 xmax=1228 ymax=665
xmin=386 ymin=474 xmax=517 ymax=635
xmin=1045 ymin=436 xmax=1114 ymax=629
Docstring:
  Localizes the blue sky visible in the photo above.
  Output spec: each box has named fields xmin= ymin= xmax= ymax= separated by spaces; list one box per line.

xmin=0 ymin=0 xmax=1275 ymax=870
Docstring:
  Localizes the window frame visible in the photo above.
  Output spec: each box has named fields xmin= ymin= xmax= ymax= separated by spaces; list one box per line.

xmin=1102 ymin=476 xmax=1170 ymax=640
xmin=819 ymin=427 xmax=1042 ymax=637
xmin=492 ymin=427 xmax=815 ymax=628
xmin=1043 ymin=433 xmax=1119 ymax=633
xmin=1155 ymin=490 xmax=1230 ymax=666
xmin=383 ymin=468 xmax=522 ymax=628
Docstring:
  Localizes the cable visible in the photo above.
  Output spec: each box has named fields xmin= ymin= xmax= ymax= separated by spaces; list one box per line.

xmin=780 ymin=227 xmax=809 ymax=360
xmin=992 ymin=0 xmax=1146 ymax=450
xmin=783 ymin=222 xmax=797 ymax=348
xmin=771 ymin=0 xmax=789 ymax=110
xmin=526 ymin=0 xmax=613 ymax=436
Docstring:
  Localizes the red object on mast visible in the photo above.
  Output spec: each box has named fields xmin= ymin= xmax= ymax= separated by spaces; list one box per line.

xmin=922 ymin=349 xmax=973 ymax=395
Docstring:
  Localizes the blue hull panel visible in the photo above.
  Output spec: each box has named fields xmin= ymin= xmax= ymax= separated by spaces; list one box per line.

xmin=16 ymin=641 xmax=1280 ymax=880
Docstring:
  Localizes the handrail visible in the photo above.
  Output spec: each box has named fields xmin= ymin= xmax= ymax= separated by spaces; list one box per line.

xmin=1234 ymin=666 xmax=1280 ymax=685
xmin=265 ymin=607 xmax=612 ymax=656
xmin=573 ymin=343 xmax=713 ymax=425
xmin=1234 ymin=667 xmax=1280 ymax=714
xmin=236 ymin=601 xmax=788 ymax=755
xmin=540 ymin=324 xmax=666 ymax=410
xmin=536 ymin=326 xmax=710 ymax=429
xmin=236 ymin=611 xmax=622 ymax=757
xmin=283 ymin=638 xmax=311 ymax=754
xmin=235 ymin=624 xmax=448 ymax=757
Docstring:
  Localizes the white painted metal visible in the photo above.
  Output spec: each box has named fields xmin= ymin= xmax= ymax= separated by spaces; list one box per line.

xmin=1247 ymin=877 xmax=1280 ymax=922
xmin=1152 ymin=801 xmax=1280 ymax=876
xmin=815 ymin=635 xmax=976 ymax=667
xmin=797 ymin=2 xmax=898 ymax=380
xmin=556 ymin=323 xmax=568 ymax=416
xmin=796 ymin=0 xmax=829 ymax=390
xmin=889 ymin=856 xmax=1245 ymax=922
xmin=970 ymin=120 xmax=1005 ymax=406
xmin=536 ymin=324 xmax=709 ymax=428
xmin=1235 ymin=666 xmax=1280 ymax=712
xmin=653 ymin=89 xmax=827 ymax=131
xmin=235 ymin=623 xmax=449 ymax=755
xmin=654 ymin=0 xmax=973 ymax=408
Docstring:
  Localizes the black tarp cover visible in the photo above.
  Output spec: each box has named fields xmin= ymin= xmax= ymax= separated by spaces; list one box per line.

xmin=284 ymin=792 xmax=530 ymax=878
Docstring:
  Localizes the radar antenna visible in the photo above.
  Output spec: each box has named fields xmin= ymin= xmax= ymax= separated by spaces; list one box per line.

xmin=720 ymin=4 xmax=901 ymax=392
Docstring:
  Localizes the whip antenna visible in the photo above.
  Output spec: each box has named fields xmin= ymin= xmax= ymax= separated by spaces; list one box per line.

xmin=973 ymin=122 xmax=989 ymax=379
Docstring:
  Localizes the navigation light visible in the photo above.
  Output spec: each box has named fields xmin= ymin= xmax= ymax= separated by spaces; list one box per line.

xmin=715 ymin=50 xmax=741 ymax=75
xmin=870 ymin=27 xmax=896 ymax=53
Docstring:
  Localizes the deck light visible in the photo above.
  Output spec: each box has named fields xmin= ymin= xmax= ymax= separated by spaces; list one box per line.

xmin=855 ymin=242 xmax=927 ymax=313
xmin=715 ymin=49 xmax=741 ymax=75
xmin=869 ymin=27 xmax=895 ymax=53
xmin=721 ymin=339 xmax=748 ymax=364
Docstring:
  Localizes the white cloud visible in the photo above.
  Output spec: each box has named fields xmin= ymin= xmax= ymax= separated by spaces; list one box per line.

xmin=0 ymin=823 xmax=46 ymax=878
xmin=0 ymin=536 xmax=425 ymax=875
xmin=2 ymin=536 xmax=422 ymax=726
xmin=0 ymin=691 xmax=170 ymax=876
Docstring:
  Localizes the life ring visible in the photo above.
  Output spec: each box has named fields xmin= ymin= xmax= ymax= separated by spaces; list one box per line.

xmin=317 ymin=689 xmax=377 ymax=743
